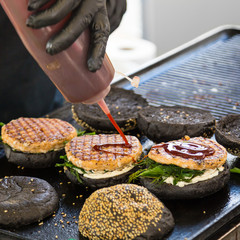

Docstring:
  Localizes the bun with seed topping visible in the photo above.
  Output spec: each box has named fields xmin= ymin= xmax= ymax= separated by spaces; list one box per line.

xmin=78 ymin=184 xmax=174 ymax=240
xmin=1 ymin=117 xmax=77 ymax=168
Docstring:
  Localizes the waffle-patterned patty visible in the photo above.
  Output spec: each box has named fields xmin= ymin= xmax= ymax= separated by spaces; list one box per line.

xmin=65 ymin=134 xmax=142 ymax=171
xmin=148 ymin=137 xmax=227 ymax=170
xmin=2 ymin=118 xmax=77 ymax=153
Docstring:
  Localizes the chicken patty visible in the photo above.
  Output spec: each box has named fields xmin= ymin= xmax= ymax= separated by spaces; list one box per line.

xmin=2 ymin=117 xmax=77 ymax=153
xmin=65 ymin=134 xmax=142 ymax=171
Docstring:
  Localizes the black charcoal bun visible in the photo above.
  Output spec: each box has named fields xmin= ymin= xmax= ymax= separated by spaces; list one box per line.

xmin=137 ymin=105 xmax=215 ymax=142
xmin=215 ymin=114 xmax=240 ymax=156
xmin=0 ymin=176 xmax=59 ymax=227
xmin=140 ymin=164 xmax=230 ymax=200
xmin=79 ymin=184 xmax=174 ymax=240
xmin=64 ymin=166 xmax=138 ymax=189
xmin=3 ymin=144 xmax=64 ymax=168
xmin=72 ymin=87 xmax=148 ymax=133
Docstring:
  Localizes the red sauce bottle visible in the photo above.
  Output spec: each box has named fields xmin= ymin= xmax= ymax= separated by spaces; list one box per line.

xmin=1 ymin=0 xmax=115 ymax=104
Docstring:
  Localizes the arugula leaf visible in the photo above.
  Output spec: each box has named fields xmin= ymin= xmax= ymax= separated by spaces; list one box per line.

xmin=0 ymin=122 xmax=5 ymax=127
xmin=230 ymin=167 xmax=240 ymax=174
xmin=129 ymin=157 xmax=204 ymax=185
xmin=55 ymin=155 xmax=86 ymax=183
xmin=77 ymin=130 xmax=96 ymax=136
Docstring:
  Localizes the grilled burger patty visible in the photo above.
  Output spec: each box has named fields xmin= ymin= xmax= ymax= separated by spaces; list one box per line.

xmin=2 ymin=117 xmax=77 ymax=153
xmin=149 ymin=137 xmax=227 ymax=170
xmin=65 ymin=134 xmax=142 ymax=171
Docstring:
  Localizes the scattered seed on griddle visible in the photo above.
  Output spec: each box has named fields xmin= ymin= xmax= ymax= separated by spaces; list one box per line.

xmin=31 ymin=189 xmax=35 ymax=192
xmin=75 ymin=221 xmax=78 ymax=224
xmin=67 ymin=221 xmax=70 ymax=224
xmin=63 ymin=214 xmax=67 ymax=218
xmin=73 ymin=216 xmax=76 ymax=219
xmin=62 ymin=193 xmax=66 ymax=197
xmin=203 ymin=211 xmax=206 ymax=214
xmin=62 ymin=225 xmax=65 ymax=228
xmin=21 ymin=167 xmax=24 ymax=170
xmin=55 ymin=223 xmax=57 ymax=226
xmin=118 ymin=112 xmax=121 ymax=115
xmin=59 ymin=182 xmax=63 ymax=185
xmin=38 ymin=221 xmax=43 ymax=226
xmin=4 ymin=210 xmax=8 ymax=213
xmin=79 ymin=195 xmax=83 ymax=198
xmin=72 ymin=202 xmax=76 ymax=206
xmin=67 ymin=181 xmax=71 ymax=184
xmin=59 ymin=170 xmax=62 ymax=173
xmin=60 ymin=220 xmax=63 ymax=223
xmin=55 ymin=235 xmax=58 ymax=239
xmin=17 ymin=166 xmax=21 ymax=169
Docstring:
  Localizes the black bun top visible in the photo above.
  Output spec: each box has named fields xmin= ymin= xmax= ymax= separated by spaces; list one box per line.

xmin=0 ymin=176 xmax=59 ymax=227
xmin=72 ymin=87 xmax=148 ymax=132
xmin=79 ymin=184 xmax=174 ymax=239
xmin=137 ymin=105 xmax=215 ymax=142
xmin=215 ymin=114 xmax=240 ymax=156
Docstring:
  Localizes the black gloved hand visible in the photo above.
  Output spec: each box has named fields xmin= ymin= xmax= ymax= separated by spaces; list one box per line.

xmin=106 ymin=0 xmax=127 ymax=33
xmin=26 ymin=0 xmax=126 ymax=72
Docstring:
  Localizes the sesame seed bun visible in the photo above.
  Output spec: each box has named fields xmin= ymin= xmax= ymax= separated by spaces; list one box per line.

xmin=79 ymin=184 xmax=174 ymax=239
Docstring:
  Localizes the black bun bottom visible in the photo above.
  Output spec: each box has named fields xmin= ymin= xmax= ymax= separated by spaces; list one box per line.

xmin=137 ymin=105 xmax=215 ymax=142
xmin=64 ymin=166 xmax=138 ymax=189
xmin=79 ymin=184 xmax=174 ymax=240
xmin=0 ymin=176 xmax=59 ymax=227
xmin=4 ymin=144 xmax=64 ymax=168
xmin=140 ymin=164 xmax=230 ymax=200
xmin=72 ymin=87 xmax=148 ymax=133
xmin=215 ymin=114 xmax=240 ymax=156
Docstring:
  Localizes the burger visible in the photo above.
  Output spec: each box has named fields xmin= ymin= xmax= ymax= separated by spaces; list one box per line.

xmin=1 ymin=117 xmax=77 ymax=168
xmin=130 ymin=136 xmax=230 ymax=199
xmin=60 ymin=134 xmax=142 ymax=189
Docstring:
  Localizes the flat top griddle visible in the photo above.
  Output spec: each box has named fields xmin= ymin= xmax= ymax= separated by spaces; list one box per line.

xmin=1 ymin=26 xmax=240 ymax=240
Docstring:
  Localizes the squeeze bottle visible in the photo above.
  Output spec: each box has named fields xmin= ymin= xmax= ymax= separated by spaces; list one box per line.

xmin=0 ymin=0 xmax=115 ymax=104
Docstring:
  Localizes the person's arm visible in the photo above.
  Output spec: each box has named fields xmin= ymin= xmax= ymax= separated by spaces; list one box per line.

xmin=26 ymin=0 xmax=127 ymax=72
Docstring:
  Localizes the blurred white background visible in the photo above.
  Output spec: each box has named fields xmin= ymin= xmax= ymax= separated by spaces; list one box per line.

xmin=107 ymin=0 xmax=240 ymax=75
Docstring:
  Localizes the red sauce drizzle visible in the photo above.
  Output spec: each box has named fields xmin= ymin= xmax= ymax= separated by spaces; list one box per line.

xmin=106 ymin=113 xmax=131 ymax=147
xmin=93 ymin=143 xmax=132 ymax=156
xmin=152 ymin=141 xmax=215 ymax=160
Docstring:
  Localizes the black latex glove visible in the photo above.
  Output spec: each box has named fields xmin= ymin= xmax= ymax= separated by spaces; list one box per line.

xmin=26 ymin=0 xmax=126 ymax=72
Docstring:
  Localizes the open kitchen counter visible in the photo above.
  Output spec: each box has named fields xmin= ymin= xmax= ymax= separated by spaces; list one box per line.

xmin=1 ymin=25 xmax=240 ymax=239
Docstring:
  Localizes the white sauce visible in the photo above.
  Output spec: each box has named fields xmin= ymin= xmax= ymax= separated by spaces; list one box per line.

xmin=164 ymin=166 xmax=224 ymax=187
xmin=75 ymin=164 xmax=135 ymax=179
